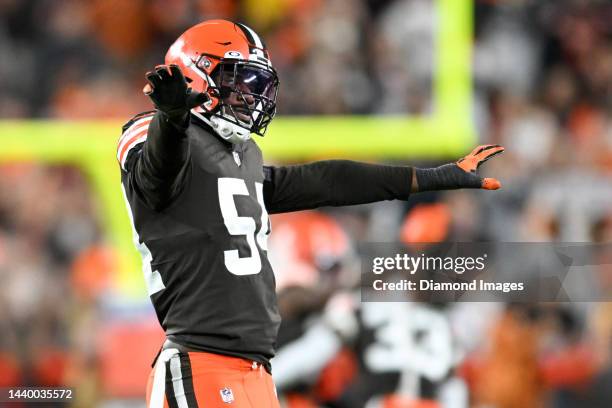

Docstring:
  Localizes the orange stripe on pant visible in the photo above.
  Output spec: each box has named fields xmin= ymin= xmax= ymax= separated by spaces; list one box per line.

xmin=146 ymin=350 xmax=281 ymax=408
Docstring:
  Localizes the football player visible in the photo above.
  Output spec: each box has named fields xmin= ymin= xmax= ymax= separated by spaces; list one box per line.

xmin=117 ymin=20 xmax=504 ymax=408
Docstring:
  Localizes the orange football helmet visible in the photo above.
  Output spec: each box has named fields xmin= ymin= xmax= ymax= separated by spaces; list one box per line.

xmin=165 ymin=20 xmax=279 ymax=143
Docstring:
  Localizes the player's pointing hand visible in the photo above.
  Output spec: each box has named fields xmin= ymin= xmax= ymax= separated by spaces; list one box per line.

xmin=414 ymin=144 xmax=505 ymax=192
xmin=456 ymin=144 xmax=505 ymax=190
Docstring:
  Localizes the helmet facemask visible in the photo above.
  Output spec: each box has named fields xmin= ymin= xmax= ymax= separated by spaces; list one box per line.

xmin=191 ymin=55 xmax=279 ymax=143
xmin=212 ymin=60 xmax=278 ymax=136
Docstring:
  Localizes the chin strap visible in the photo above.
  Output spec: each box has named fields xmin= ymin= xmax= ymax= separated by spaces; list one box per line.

xmin=191 ymin=109 xmax=251 ymax=144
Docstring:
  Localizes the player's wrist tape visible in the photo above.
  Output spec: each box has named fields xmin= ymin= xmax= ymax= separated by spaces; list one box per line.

xmin=415 ymin=164 xmax=481 ymax=192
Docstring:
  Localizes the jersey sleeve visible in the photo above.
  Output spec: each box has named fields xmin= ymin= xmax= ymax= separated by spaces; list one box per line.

xmin=117 ymin=111 xmax=155 ymax=170
xmin=262 ymin=160 xmax=413 ymax=214
xmin=117 ymin=110 xmax=191 ymax=211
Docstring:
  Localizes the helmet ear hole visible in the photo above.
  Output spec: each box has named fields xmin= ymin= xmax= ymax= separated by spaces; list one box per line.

xmin=185 ymin=77 xmax=193 ymax=83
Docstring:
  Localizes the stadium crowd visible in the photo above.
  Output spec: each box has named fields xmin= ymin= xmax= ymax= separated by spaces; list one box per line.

xmin=0 ymin=0 xmax=610 ymax=407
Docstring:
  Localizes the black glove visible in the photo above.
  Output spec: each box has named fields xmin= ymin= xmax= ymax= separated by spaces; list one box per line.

xmin=415 ymin=144 xmax=505 ymax=191
xmin=143 ymin=64 xmax=208 ymax=127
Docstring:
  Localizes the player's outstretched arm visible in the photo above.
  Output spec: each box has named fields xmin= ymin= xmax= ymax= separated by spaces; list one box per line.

xmin=263 ymin=161 xmax=414 ymax=214
xmin=263 ymin=145 xmax=503 ymax=214
xmin=412 ymin=144 xmax=504 ymax=192
xmin=140 ymin=64 xmax=205 ymax=177
xmin=122 ymin=65 xmax=207 ymax=211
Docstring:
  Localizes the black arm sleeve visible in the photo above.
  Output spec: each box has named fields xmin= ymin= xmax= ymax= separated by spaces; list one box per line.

xmin=263 ymin=160 xmax=413 ymax=214
xmin=130 ymin=111 xmax=190 ymax=211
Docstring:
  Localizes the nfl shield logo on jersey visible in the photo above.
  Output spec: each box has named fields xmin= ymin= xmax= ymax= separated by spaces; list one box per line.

xmin=220 ymin=387 xmax=234 ymax=403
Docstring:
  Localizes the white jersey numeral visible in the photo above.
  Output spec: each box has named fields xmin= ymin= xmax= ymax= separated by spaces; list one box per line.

xmin=218 ymin=178 xmax=270 ymax=276
xmin=121 ymin=184 xmax=165 ymax=296
xmin=255 ymin=182 xmax=270 ymax=251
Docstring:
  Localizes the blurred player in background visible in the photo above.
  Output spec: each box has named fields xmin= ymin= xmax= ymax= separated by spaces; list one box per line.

xmin=117 ymin=19 xmax=504 ymax=407
xmin=271 ymin=210 xmax=466 ymax=408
